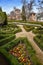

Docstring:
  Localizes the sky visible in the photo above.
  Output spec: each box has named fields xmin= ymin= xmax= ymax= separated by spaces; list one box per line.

xmin=0 ymin=0 xmax=38 ymax=14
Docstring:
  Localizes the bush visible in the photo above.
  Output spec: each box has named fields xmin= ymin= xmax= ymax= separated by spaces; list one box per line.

xmin=0 ymin=35 xmax=16 ymax=46
xmin=0 ymin=48 xmax=23 ymax=65
xmin=0 ymin=37 xmax=42 ymax=65
xmin=3 ymin=12 xmax=7 ymax=25
xmin=0 ymin=24 xmax=22 ymax=34
xmin=34 ymin=34 xmax=43 ymax=51
xmin=23 ymin=25 xmax=34 ymax=31
xmin=32 ymin=27 xmax=43 ymax=34
xmin=0 ymin=11 xmax=7 ymax=26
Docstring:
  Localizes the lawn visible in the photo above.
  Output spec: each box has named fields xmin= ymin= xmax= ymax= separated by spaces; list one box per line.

xmin=0 ymin=37 xmax=42 ymax=65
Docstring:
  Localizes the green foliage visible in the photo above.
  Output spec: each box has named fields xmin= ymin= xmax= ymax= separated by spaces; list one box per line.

xmin=34 ymin=34 xmax=43 ymax=51
xmin=0 ymin=11 xmax=5 ymax=23
xmin=32 ymin=27 xmax=43 ymax=34
xmin=0 ymin=9 xmax=7 ymax=26
xmin=23 ymin=25 xmax=34 ymax=31
xmin=22 ymin=5 xmax=26 ymax=21
xmin=3 ymin=12 xmax=7 ymax=25
xmin=0 ymin=24 xmax=22 ymax=34
xmin=0 ymin=37 xmax=42 ymax=65
xmin=0 ymin=34 xmax=15 ymax=46
xmin=0 ymin=7 xmax=2 ymax=12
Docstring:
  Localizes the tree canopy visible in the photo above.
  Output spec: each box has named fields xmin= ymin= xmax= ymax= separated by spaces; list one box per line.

xmin=0 ymin=7 xmax=7 ymax=25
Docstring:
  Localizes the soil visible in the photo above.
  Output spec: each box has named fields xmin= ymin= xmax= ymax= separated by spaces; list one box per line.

xmin=0 ymin=53 xmax=10 ymax=65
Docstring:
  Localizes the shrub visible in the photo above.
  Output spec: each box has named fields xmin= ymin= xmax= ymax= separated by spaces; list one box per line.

xmin=0 ymin=37 xmax=42 ymax=65
xmin=34 ymin=34 xmax=43 ymax=51
xmin=0 ymin=35 xmax=16 ymax=46
xmin=23 ymin=25 xmax=34 ymax=31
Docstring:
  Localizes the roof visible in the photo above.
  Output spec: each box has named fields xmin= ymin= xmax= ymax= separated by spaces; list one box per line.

xmin=15 ymin=9 xmax=20 ymax=11
xmin=30 ymin=12 xmax=36 ymax=15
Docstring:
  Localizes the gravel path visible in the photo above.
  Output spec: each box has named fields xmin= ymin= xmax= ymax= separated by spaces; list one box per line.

xmin=16 ymin=25 xmax=43 ymax=64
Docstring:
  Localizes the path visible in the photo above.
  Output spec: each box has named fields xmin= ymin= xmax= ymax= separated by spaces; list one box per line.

xmin=16 ymin=25 xmax=43 ymax=64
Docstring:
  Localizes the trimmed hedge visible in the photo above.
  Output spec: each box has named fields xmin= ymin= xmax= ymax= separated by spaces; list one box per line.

xmin=23 ymin=25 xmax=34 ymax=31
xmin=32 ymin=28 xmax=43 ymax=34
xmin=0 ymin=34 xmax=12 ymax=40
xmin=0 ymin=48 xmax=23 ymax=65
xmin=34 ymin=34 xmax=43 ymax=51
xmin=0 ymin=24 xmax=22 ymax=34
xmin=0 ymin=37 xmax=42 ymax=65
xmin=0 ymin=35 xmax=16 ymax=46
xmin=8 ymin=20 xmax=43 ymax=26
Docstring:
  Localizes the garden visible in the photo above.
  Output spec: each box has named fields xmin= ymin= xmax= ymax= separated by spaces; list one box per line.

xmin=23 ymin=25 xmax=43 ymax=35
xmin=32 ymin=27 xmax=43 ymax=34
xmin=23 ymin=25 xmax=34 ymax=32
xmin=0 ymin=34 xmax=15 ymax=46
xmin=0 ymin=24 xmax=22 ymax=34
xmin=0 ymin=22 xmax=43 ymax=65
xmin=0 ymin=23 xmax=22 ymax=46
xmin=0 ymin=37 xmax=42 ymax=65
xmin=23 ymin=24 xmax=43 ymax=52
xmin=8 ymin=20 xmax=43 ymax=26
xmin=34 ymin=34 xmax=43 ymax=51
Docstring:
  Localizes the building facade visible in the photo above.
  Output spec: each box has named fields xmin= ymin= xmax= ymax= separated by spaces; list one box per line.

xmin=28 ymin=13 xmax=37 ymax=21
xmin=15 ymin=9 xmax=22 ymax=20
xmin=8 ymin=8 xmax=38 ymax=22
xmin=8 ymin=8 xmax=22 ymax=20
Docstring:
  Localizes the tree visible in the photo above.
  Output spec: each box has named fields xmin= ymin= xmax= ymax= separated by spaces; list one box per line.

xmin=37 ymin=0 xmax=43 ymax=20
xmin=0 ymin=7 xmax=2 ymax=12
xmin=21 ymin=0 xmax=27 ymax=21
xmin=21 ymin=0 xmax=35 ymax=20
xmin=0 ymin=11 xmax=5 ymax=25
xmin=3 ymin=12 xmax=7 ymax=25
xmin=22 ymin=5 xmax=26 ymax=21
xmin=27 ymin=0 xmax=35 ymax=18
xmin=0 ymin=7 xmax=7 ymax=26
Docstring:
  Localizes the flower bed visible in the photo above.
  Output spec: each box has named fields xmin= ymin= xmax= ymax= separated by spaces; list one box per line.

xmin=0 ymin=38 xmax=42 ymax=65
xmin=10 ymin=43 xmax=32 ymax=65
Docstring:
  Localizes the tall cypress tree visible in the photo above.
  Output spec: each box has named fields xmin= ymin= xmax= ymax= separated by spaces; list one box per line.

xmin=22 ymin=5 xmax=26 ymax=21
xmin=21 ymin=0 xmax=26 ymax=21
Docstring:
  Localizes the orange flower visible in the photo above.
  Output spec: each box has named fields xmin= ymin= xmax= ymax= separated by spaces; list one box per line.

xmin=22 ymin=58 xmax=27 ymax=63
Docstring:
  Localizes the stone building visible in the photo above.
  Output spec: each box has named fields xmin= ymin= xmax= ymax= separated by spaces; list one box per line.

xmin=28 ymin=13 xmax=37 ymax=21
xmin=8 ymin=8 xmax=22 ymax=20
xmin=14 ymin=9 xmax=22 ymax=20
